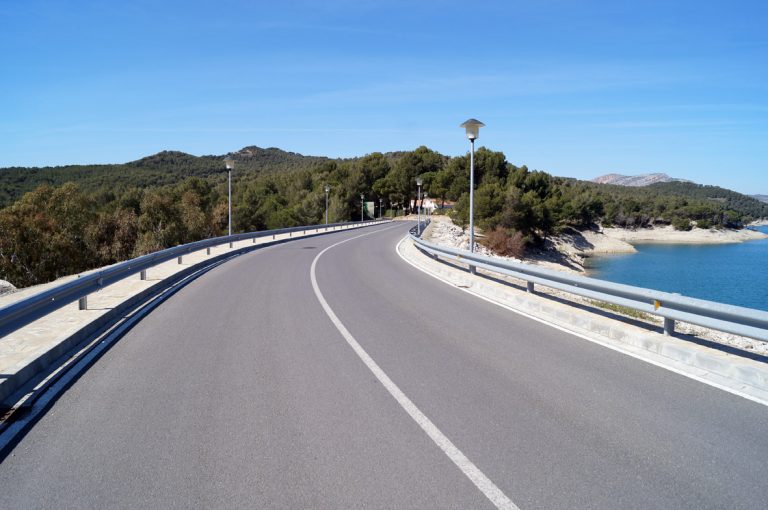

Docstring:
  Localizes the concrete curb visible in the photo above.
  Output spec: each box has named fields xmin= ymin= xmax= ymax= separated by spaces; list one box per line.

xmin=0 ymin=225 xmax=377 ymax=408
xmin=398 ymin=237 xmax=768 ymax=405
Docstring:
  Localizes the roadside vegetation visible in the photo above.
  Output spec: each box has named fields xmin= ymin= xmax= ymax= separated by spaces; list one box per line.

xmin=2 ymin=145 xmax=766 ymax=288
xmin=589 ymin=301 xmax=654 ymax=321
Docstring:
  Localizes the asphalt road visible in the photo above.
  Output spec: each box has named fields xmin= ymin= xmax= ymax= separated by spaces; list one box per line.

xmin=1 ymin=222 xmax=767 ymax=509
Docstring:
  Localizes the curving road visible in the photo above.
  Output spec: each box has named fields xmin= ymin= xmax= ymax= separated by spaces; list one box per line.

xmin=1 ymin=222 xmax=767 ymax=509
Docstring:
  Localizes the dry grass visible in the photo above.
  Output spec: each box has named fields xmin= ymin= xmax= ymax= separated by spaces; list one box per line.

xmin=589 ymin=300 xmax=653 ymax=321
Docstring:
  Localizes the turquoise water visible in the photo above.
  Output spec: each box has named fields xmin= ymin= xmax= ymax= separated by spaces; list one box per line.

xmin=586 ymin=226 xmax=768 ymax=311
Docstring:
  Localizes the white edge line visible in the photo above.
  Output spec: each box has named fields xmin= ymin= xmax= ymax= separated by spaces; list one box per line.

xmin=396 ymin=235 xmax=768 ymax=408
xmin=311 ymin=226 xmax=519 ymax=510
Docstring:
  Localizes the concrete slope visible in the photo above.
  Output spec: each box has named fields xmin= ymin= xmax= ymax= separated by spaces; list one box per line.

xmin=1 ymin=223 xmax=767 ymax=509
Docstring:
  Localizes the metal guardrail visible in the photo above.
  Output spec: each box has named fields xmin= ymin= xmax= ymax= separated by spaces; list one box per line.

xmin=0 ymin=219 xmax=387 ymax=338
xmin=410 ymin=233 xmax=768 ymax=342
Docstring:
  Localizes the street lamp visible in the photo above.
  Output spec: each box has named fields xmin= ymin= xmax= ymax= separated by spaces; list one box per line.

xmin=460 ymin=118 xmax=485 ymax=273
xmin=424 ymin=192 xmax=429 ymax=220
xmin=224 ymin=156 xmax=235 ymax=237
xmin=379 ymin=198 xmax=383 ymax=219
xmin=360 ymin=193 xmax=365 ymax=222
xmin=324 ymin=184 xmax=331 ymax=225
xmin=416 ymin=177 xmax=423 ymax=235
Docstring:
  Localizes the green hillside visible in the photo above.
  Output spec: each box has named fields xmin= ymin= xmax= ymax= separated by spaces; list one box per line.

xmin=554 ymin=179 xmax=768 ymax=229
xmin=0 ymin=146 xmax=330 ymax=208
xmin=648 ymin=181 xmax=768 ymax=221
xmin=1 ymin=144 xmax=766 ymax=288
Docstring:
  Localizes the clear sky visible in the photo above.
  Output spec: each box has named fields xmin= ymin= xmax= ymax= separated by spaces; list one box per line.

xmin=1 ymin=0 xmax=766 ymax=194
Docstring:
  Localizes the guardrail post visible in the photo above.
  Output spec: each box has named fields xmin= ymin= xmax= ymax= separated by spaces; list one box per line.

xmin=206 ymin=247 xmax=211 ymax=255
xmin=252 ymin=237 xmax=256 ymax=244
xmin=78 ymin=296 xmax=87 ymax=310
xmin=289 ymin=232 xmax=292 ymax=237
xmin=229 ymin=241 xmax=233 ymax=248
xmin=526 ymin=281 xmax=534 ymax=293
xmin=140 ymin=270 xmax=147 ymax=280
xmin=273 ymin=234 xmax=275 ymax=240
xmin=663 ymin=317 xmax=675 ymax=336
xmin=177 ymin=256 xmax=183 ymax=264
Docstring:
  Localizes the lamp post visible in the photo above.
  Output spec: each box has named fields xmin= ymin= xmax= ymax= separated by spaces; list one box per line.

xmin=460 ymin=118 xmax=485 ymax=273
xmin=424 ymin=192 xmax=429 ymax=221
xmin=224 ymin=156 xmax=235 ymax=237
xmin=379 ymin=198 xmax=383 ymax=219
xmin=416 ymin=177 xmax=423 ymax=235
xmin=324 ymin=184 xmax=331 ymax=225
xmin=360 ymin=193 xmax=365 ymax=222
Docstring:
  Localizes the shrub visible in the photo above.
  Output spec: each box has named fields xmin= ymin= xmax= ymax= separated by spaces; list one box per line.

xmin=671 ymin=217 xmax=692 ymax=231
xmin=482 ymin=227 xmax=526 ymax=258
xmin=696 ymin=218 xmax=711 ymax=229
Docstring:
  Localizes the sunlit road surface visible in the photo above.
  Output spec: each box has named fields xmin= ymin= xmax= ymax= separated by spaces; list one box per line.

xmin=1 ymin=222 xmax=766 ymax=509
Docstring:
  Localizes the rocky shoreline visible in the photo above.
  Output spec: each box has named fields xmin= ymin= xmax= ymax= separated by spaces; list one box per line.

xmin=551 ymin=225 xmax=768 ymax=274
xmin=422 ymin=215 xmax=768 ymax=355
xmin=600 ymin=225 xmax=768 ymax=245
xmin=424 ymin=216 xmax=768 ymax=275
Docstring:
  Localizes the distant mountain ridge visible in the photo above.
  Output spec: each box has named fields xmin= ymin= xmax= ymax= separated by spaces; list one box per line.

xmin=593 ymin=173 xmax=691 ymax=187
xmin=593 ymin=173 xmax=767 ymax=206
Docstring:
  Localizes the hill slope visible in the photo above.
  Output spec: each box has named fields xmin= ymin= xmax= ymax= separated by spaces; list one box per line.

xmin=646 ymin=181 xmax=768 ymax=220
xmin=0 ymin=147 xmax=330 ymax=208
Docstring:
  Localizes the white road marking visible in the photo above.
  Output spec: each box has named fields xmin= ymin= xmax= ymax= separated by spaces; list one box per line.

xmin=395 ymin=235 xmax=768 ymax=408
xmin=310 ymin=226 xmax=519 ymax=510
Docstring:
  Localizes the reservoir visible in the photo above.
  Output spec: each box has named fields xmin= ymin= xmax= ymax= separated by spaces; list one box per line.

xmin=586 ymin=226 xmax=768 ymax=311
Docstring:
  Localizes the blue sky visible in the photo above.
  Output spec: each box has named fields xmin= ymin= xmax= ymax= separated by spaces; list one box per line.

xmin=1 ymin=0 xmax=766 ymax=194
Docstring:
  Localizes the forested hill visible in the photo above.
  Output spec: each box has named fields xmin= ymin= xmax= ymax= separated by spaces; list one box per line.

xmin=646 ymin=181 xmax=768 ymax=221
xmin=2 ymin=144 xmax=766 ymax=288
xmin=0 ymin=146 xmax=330 ymax=208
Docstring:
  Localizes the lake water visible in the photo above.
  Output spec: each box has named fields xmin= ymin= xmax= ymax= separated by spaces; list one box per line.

xmin=585 ymin=226 xmax=768 ymax=311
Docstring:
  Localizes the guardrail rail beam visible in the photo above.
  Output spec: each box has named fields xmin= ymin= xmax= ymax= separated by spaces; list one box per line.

xmin=409 ymin=233 xmax=768 ymax=343
xmin=0 ymin=219 xmax=389 ymax=338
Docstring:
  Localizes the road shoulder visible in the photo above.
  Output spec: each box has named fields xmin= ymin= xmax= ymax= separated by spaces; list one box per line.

xmin=397 ymin=235 xmax=768 ymax=406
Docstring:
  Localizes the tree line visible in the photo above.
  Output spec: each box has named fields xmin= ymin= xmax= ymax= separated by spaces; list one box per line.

xmin=1 ymin=145 xmax=766 ymax=288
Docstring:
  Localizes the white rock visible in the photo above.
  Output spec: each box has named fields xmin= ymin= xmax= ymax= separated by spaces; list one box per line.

xmin=0 ymin=279 xmax=17 ymax=296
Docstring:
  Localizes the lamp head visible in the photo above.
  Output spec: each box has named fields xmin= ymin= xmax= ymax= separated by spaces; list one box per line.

xmin=416 ymin=177 xmax=423 ymax=186
xmin=224 ymin=156 xmax=235 ymax=170
xmin=460 ymin=118 xmax=485 ymax=140
xmin=324 ymin=184 xmax=330 ymax=193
